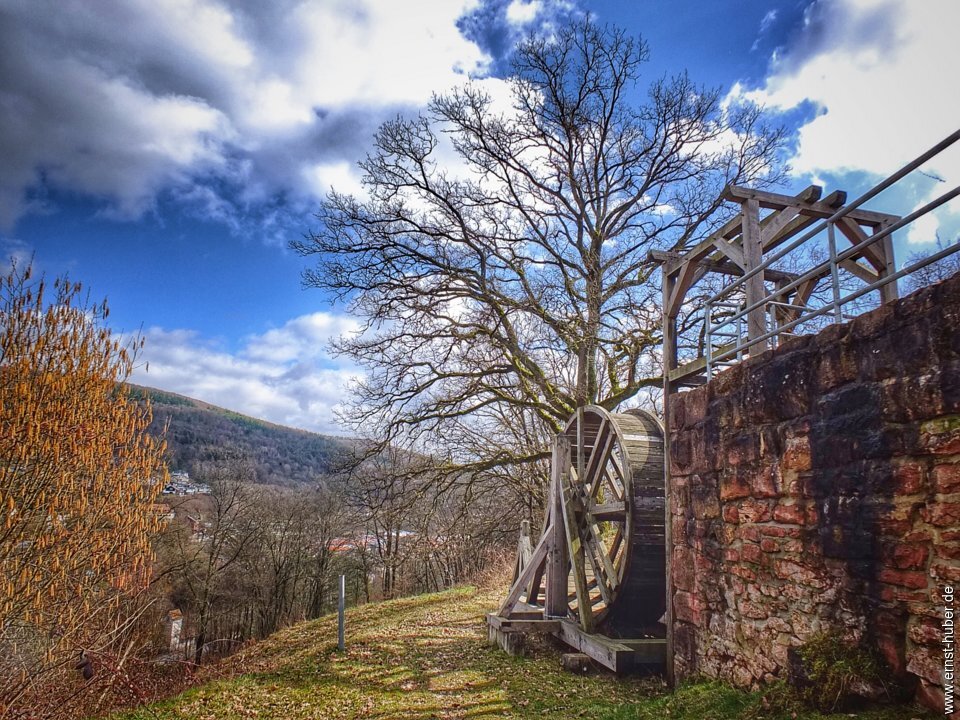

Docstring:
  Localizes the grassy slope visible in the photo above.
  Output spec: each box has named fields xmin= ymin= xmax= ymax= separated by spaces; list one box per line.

xmin=115 ymin=587 xmax=933 ymax=720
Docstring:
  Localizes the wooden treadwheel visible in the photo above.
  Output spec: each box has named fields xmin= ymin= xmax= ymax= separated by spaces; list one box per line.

xmin=561 ymin=406 xmax=665 ymax=634
xmin=493 ymin=405 xmax=665 ymax=648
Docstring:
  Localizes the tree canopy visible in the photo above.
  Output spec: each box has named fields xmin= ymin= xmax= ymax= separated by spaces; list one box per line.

xmin=294 ymin=19 xmax=785 ymax=506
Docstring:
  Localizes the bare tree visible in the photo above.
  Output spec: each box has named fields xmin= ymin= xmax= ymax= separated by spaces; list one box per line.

xmin=905 ymin=233 xmax=960 ymax=292
xmin=294 ymin=19 xmax=785 ymax=510
xmin=160 ymin=463 xmax=260 ymax=665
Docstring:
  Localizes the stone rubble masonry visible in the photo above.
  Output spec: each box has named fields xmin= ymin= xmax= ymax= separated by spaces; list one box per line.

xmin=668 ymin=270 xmax=960 ymax=713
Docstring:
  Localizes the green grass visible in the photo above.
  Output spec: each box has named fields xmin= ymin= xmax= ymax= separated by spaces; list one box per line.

xmin=111 ymin=587 xmax=935 ymax=720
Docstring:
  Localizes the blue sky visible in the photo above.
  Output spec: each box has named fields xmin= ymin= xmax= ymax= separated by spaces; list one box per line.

xmin=1 ymin=0 xmax=958 ymax=434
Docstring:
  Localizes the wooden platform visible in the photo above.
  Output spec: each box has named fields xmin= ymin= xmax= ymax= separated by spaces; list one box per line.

xmin=486 ymin=612 xmax=666 ymax=673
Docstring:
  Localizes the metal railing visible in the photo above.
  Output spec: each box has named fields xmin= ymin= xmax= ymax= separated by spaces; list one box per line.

xmin=704 ymin=129 xmax=960 ymax=379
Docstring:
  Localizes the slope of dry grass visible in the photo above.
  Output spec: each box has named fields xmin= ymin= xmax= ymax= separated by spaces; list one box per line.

xmin=111 ymin=587 xmax=934 ymax=720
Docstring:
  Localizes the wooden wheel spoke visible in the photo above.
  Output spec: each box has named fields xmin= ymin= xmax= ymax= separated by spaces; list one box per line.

xmin=581 ymin=534 xmax=612 ymax=605
xmin=585 ymin=421 xmax=614 ymax=498
xmin=604 ymin=458 xmax=626 ymax=500
xmin=584 ymin=521 xmax=620 ymax=591
xmin=587 ymin=499 xmax=626 ymax=521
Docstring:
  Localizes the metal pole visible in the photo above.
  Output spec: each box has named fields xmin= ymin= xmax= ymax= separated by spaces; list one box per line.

xmin=338 ymin=574 xmax=345 ymax=651
xmin=705 ymin=304 xmax=713 ymax=379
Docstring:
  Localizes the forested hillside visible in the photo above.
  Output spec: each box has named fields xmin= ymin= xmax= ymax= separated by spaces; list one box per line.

xmin=128 ymin=384 xmax=352 ymax=486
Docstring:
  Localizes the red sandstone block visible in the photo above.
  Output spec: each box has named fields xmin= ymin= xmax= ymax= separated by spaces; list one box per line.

xmin=908 ymin=618 xmax=943 ymax=646
xmin=930 ymin=562 xmax=960 ymax=582
xmin=740 ymin=525 xmax=761 ymax=542
xmin=922 ymin=502 xmax=960 ymax=528
xmin=760 ymin=538 xmax=778 ymax=553
xmin=920 ymin=417 xmax=960 ymax=454
xmin=773 ymin=502 xmax=806 ymax=525
xmin=914 ymin=680 xmax=945 ymax=716
xmin=903 ymin=529 xmax=933 ymax=544
xmin=672 ymin=517 xmax=686 ymax=540
xmin=774 ymin=559 xmax=824 ymax=587
xmin=683 ymin=387 xmax=709 ymax=427
xmin=722 ymin=504 xmax=739 ymax=523
xmin=875 ymin=633 xmax=906 ymax=677
xmin=782 ymin=435 xmax=812 ymax=472
xmin=781 ymin=539 xmax=803 ymax=553
xmin=673 ymin=547 xmax=695 ymax=592
xmin=719 ymin=471 xmax=751 ymax=501
xmin=892 ymin=461 xmax=926 ymax=494
xmin=850 ymin=302 xmax=896 ymax=340
xmin=906 ymin=646 xmax=944 ymax=685
xmin=749 ymin=464 xmax=781 ymax=498
xmin=673 ymin=590 xmax=702 ymax=626
xmin=741 ymin=543 xmax=762 ymax=565
xmin=737 ymin=498 xmax=774 ymax=523
xmin=724 ymin=548 xmax=740 ymax=563
xmin=942 ymin=530 xmax=960 ymax=542
xmin=875 ymin=517 xmax=914 ymax=535
xmin=936 ymin=543 xmax=960 ymax=561
xmin=731 ymin=565 xmax=757 ymax=581
xmin=738 ymin=599 xmax=767 ymax=620
xmin=891 ymin=543 xmax=929 ymax=570
xmin=933 ymin=462 xmax=960 ymax=493
xmin=815 ymin=344 xmax=858 ymax=391
xmin=877 ymin=567 xmax=929 ymax=590
xmin=691 ymin=491 xmax=721 ymax=520
xmin=877 ymin=585 xmax=929 ymax=604
xmin=759 ymin=525 xmax=802 ymax=538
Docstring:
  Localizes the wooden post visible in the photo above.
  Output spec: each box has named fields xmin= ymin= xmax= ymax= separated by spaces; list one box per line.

xmin=337 ymin=574 xmax=345 ymax=651
xmin=878 ymin=222 xmax=899 ymax=303
xmin=662 ymin=269 xmax=678 ymax=376
xmin=545 ymin=436 xmax=570 ymax=618
xmin=661 ymin=263 xmax=676 ymax=686
xmin=558 ymin=441 xmax=594 ymax=634
xmin=741 ymin=198 xmax=767 ymax=348
xmin=662 ymin=358 xmax=675 ymax=688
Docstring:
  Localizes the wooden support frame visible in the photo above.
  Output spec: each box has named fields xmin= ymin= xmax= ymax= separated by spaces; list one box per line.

xmin=658 ymin=182 xmax=902 ymax=388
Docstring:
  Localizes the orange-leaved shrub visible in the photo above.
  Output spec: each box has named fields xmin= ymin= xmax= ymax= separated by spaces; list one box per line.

xmin=0 ymin=263 xmax=167 ymax=718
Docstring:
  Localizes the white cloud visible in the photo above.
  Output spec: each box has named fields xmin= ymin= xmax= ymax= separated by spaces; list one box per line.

xmin=759 ymin=9 xmax=778 ymax=32
xmin=0 ymin=0 xmax=491 ymax=229
xmin=506 ymin=0 xmax=542 ymax=25
xmin=302 ymin=161 xmax=367 ymax=201
xmin=730 ymin=0 xmax=960 ymax=245
xmin=131 ymin=312 xmax=363 ymax=435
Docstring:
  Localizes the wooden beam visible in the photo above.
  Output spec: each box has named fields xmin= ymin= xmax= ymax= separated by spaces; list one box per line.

xmin=588 ymin=500 xmax=626 ymax=521
xmin=560 ymin=458 xmax=594 ymax=633
xmin=486 ymin=614 xmax=560 ymax=633
xmin=667 ymin=341 xmax=738 ymax=383
xmin=666 ymin=258 xmax=701 ymax=318
xmin=742 ymin=198 xmax=767 ymax=345
xmin=723 ymin=185 xmax=898 ymax=226
xmin=662 ymin=269 xmax=678 ymax=373
xmin=835 ymin=216 xmax=887 ymax=270
xmin=497 ymin=533 xmax=549 ymax=616
xmin=649 ymin=250 xmax=798 ymax=284
xmin=552 ymin=620 xmax=663 ymax=673
xmin=585 ymin=520 xmax=619 ymax=590
xmin=839 ymin=258 xmax=880 ymax=284
xmin=878 ymin=222 xmax=899 ymax=303
xmin=544 ymin=437 xmax=570 ymax=618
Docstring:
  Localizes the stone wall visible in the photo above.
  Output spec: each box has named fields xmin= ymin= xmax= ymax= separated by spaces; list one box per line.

xmin=668 ymin=271 xmax=960 ymax=710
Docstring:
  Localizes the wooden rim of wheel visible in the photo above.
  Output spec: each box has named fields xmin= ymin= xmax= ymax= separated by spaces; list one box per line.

xmin=560 ymin=405 xmax=644 ymax=624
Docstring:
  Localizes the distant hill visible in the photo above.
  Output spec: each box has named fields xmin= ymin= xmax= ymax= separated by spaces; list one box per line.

xmin=127 ymin=384 xmax=353 ymax=487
